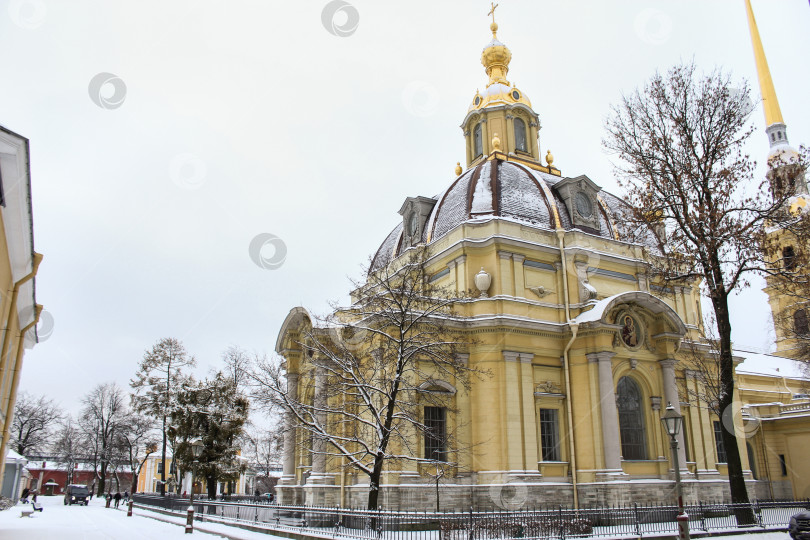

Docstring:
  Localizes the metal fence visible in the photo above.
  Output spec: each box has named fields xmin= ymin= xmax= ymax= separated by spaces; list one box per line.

xmin=132 ymin=495 xmax=808 ymax=540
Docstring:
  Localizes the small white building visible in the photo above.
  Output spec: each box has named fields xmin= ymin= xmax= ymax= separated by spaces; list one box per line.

xmin=0 ymin=450 xmax=28 ymax=502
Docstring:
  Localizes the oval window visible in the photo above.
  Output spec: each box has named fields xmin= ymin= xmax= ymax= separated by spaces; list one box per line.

xmin=511 ymin=90 xmax=520 ymax=100
xmin=474 ymin=95 xmax=481 ymax=107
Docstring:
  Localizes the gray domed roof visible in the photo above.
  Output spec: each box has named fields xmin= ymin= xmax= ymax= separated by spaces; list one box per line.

xmin=371 ymin=160 xmax=641 ymax=270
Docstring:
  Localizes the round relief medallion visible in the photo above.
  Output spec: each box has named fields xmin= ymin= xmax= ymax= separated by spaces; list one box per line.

xmin=575 ymin=192 xmax=593 ymax=218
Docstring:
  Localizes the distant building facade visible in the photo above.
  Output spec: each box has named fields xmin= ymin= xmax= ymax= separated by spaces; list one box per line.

xmin=25 ymin=457 xmax=133 ymax=495
xmin=137 ymin=454 xmax=256 ymax=497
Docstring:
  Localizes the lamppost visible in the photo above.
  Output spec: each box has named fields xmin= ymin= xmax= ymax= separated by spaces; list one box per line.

xmin=185 ymin=439 xmax=204 ymax=534
xmin=661 ymin=402 xmax=690 ymax=540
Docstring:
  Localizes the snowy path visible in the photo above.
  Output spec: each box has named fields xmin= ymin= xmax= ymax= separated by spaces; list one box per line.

xmin=0 ymin=495 xmax=284 ymax=540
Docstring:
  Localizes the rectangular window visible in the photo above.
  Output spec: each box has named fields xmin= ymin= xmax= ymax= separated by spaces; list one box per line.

xmin=424 ymin=406 xmax=447 ymax=461
xmin=779 ymin=454 xmax=787 ymax=476
xmin=539 ymin=408 xmax=561 ymax=461
xmin=157 ymin=462 xmax=164 ymax=474
xmin=170 ymin=461 xmax=176 ymax=475
xmin=713 ymin=421 xmax=727 ymax=464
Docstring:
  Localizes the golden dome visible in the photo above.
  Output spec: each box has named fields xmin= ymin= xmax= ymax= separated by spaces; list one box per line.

xmin=469 ymin=21 xmax=532 ymax=112
xmin=481 ymin=27 xmax=512 ymax=87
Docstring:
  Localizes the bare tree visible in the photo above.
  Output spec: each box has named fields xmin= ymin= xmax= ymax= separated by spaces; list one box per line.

xmin=222 ymin=345 xmax=251 ymax=391
xmin=115 ymin=413 xmax=158 ymax=494
xmin=51 ymin=416 xmax=83 ymax=487
xmin=80 ymin=382 xmax=128 ymax=496
xmin=131 ymin=337 xmax=196 ymax=496
xmin=249 ymin=426 xmax=283 ymax=478
xmin=11 ymin=391 xmax=62 ymax=456
xmin=603 ymin=62 xmax=810 ymax=510
xmin=249 ymin=247 xmax=486 ymax=510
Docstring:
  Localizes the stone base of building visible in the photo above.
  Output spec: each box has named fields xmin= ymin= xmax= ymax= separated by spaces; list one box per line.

xmin=277 ymin=476 xmax=785 ymax=511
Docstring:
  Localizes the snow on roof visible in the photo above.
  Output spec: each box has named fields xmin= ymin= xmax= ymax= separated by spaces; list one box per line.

xmin=5 ymin=449 xmax=27 ymax=464
xmin=574 ymin=293 xmax=624 ymax=324
xmin=734 ymin=349 xmax=809 ymax=379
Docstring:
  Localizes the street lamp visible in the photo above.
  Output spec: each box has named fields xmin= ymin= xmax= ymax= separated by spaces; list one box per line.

xmin=661 ymin=402 xmax=690 ymax=540
xmin=185 ymin=440 xmax=204 ymax=534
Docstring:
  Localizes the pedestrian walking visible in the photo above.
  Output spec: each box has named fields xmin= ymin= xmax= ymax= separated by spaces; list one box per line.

xmin=114 ymin=492 xmax=121 ymax=508
xmin=123 ymin=490 xmax=129 ymax=502
xmin=105 ymin=493 xmax=111 ymax=508
xmin=21 ymin=487 xmax=30 ymax=503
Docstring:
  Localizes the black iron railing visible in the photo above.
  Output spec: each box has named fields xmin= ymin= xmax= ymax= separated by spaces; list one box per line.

xmin=131 ymin=495 xmax=809 ymax=540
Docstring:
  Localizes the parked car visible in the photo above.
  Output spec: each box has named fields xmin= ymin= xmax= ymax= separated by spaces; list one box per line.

xmin=64 ymin=484 xmax=90 ymax=506
xmin=790 ymin=510 xmax=810 ymax=540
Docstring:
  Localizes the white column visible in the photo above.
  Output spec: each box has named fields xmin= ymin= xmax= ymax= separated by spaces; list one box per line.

xmin=660 ymin=358 xmax=688 ymax=470
xmin=282 ymin=372 xmax=299 ymax=481
xmin=587 ymin=352 xmax=622 ymax=471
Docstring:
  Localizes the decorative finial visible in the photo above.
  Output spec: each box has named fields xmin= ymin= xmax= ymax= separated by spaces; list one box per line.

xmin=475 ymin=267 xmax=492 ymax=298
xmin=546 ymin=149 xmax=554 ymax=167
xmin=492 ymin=133 xmax=501 ymax=152
xmin=488 ymin=2 xmax=499 ymax=37
xmin=455 ymin=162 xmax=463 ymax=176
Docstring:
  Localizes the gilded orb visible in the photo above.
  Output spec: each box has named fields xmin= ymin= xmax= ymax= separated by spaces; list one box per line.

xmin=492 ymin=133 xmax=501 ymax=151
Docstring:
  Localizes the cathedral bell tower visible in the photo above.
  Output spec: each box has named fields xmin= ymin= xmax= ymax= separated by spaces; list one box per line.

xmin=746 ymin=0 xmax=810 ymax=357
xmin=459 ymin=5 xmax=548 ymax=171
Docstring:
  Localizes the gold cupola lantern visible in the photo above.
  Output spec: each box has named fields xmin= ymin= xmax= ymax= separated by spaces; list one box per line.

xmin=481 ymin=21 xmax=512 ymax=87
xmin=459 ymin=3 xmax=550 ymax=173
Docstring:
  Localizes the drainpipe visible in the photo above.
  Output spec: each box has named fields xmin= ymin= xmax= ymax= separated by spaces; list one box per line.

xmin=0 ymin=304 xmax=42 ymax=482
xmin=0 ymin=253 xmax=43 ymax=389
xmin=557 ymin=229 xmax=579 ymax=509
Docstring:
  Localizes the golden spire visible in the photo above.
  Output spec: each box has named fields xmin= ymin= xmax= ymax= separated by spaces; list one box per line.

xmin=744 ymin=0 xmax=783 ymax=126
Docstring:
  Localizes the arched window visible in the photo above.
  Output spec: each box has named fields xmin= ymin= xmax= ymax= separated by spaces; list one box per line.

xmin=473 ymin=123 xmax=483 ymax=157
xmin=514 ymin=117 xmax=527 ymax=152
xmin=616 ymin=376 xmax=647 ymax=460
xmin=794 ymin=309 xmax=809 ymax=336
xmin=783 ymin=246 xmax=796 ymax=270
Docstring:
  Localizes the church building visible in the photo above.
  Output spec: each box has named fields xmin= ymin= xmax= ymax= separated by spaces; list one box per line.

xmin=274 ymin=4 xmax=809 ymax=510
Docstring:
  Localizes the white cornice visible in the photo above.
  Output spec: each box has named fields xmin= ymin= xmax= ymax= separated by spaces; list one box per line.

xmin=0 ymin=126 xmax=38 ymax=345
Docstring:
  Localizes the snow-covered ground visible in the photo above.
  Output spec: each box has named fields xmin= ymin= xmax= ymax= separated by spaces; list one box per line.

xmin=0 ymin=496 xmax=793 ymax=540
xmin=0 ymin=495 xmax=286 ymax=540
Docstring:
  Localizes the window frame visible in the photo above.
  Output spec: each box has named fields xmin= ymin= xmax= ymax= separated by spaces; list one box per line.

xmin=473 ymin=123 xmax=483 ymax=158
xmin=424 ymin=406 xmax=448 ymax=462
xmin=616 ymin=376 xmax=648 ymax=460
xmin=538 ymin=408 xmax=561 ymax=461
xmin=513 ymin=117 xmax=528 ymax=153
xmin=713 ymin=420 xmax=728 ymax=464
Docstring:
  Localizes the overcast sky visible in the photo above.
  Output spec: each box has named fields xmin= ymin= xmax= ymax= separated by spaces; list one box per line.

xmin=2 ymin=0 xmax=809 ymax=418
